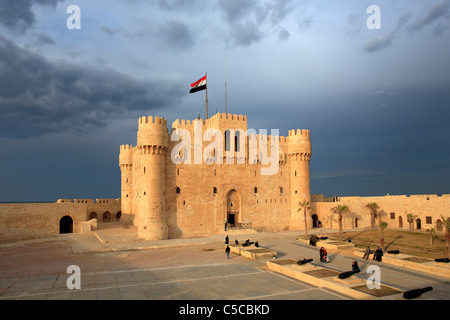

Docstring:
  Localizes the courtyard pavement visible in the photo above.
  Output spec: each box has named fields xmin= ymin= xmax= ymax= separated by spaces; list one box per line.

xmin=0 ymin=225 xmax=449 ymax=301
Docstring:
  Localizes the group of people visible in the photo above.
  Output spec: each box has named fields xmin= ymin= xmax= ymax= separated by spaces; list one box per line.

xmin=319 ymin=247 xmax=329 ymax=263
xmin=225 ymin=236 xmax=260 ymax=259
xmin=362 ymin=246 xmax=383 ymax=262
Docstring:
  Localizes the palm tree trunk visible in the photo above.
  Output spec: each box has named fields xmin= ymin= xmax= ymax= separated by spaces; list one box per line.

xmin=446 ymin=226 xmax=450 ymax=259
xmin=304 ymin=207 xmax=308 ymax=236
xmin=380 ymin=229 xmax=385 ymax=251
xmin=338 ymin=214 xmax=343 ymax=242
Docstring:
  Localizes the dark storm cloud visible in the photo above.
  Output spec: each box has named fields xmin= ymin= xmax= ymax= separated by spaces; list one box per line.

xmin=408 ymin=0 xmax=450 ymax=34
xmin=0 ymin=34 xmax=185 ymax=139
xmin=159 ymin=19 xmax=195 ymax=49
xmin=0 ymin=0 xmax=64 ymax=32
xmin=217 ymin=0 xmax=297 ymax=46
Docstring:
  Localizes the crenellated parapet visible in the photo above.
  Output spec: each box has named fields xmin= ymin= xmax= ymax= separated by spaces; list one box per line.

xmin=119 ymin=144 xmax=133 ymax=168
xmin=137 ymin=116 xmax=169 ymax=148
xmin=287 ymin=128 xmax=312 ymax=158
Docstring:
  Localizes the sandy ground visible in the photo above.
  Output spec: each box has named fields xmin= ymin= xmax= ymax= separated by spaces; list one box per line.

xmin=0 ymin=240 xmax=251 ymax=279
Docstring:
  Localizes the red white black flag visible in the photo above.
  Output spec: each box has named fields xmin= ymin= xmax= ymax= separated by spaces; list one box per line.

xmin=189 ymin=75 xmax=207 ymax=93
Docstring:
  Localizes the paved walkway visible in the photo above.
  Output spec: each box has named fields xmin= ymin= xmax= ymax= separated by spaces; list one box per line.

xmin=0 ymin=226 xmax=449 ymax=300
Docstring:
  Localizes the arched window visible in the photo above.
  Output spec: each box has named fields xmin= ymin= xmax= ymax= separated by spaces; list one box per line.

xmin=225 ymin=130 xmax=231 ymax=151
xmin=235 ymin=131 xmax=240 ymax=152
xmin=254 ymin=187 xmax=258 ymax=194
xmin=213 ymin=187 xmax=217 ymax=194
xmin=279 ymin=187 xmax=283 ymax=194
xmin=176 ymin=186 xmax=181 ymax=194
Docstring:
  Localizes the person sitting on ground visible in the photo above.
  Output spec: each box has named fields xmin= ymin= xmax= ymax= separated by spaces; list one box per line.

xmin=319 ymin=247 xmax=326 ymax=262
xmin=255 ymin=241 xmax=260 ymax=247
xmin=309 ymin=235 xmax=318 ymax=247
xmin=352 ymin=261 xmax=360 ymax=273
xmin=373 ymin=247 xmax=383 ymax=262
xmin=235 ymin=239 xmax=239 ymax=245
xmin=321 ymin=248 xmax=329 ymax=263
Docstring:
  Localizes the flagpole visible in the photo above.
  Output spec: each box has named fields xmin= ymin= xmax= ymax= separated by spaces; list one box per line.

xmin=225 ymin=56 xmax=227 ymax=114
xmin=205 ymin=73 xmax=208 ymax=120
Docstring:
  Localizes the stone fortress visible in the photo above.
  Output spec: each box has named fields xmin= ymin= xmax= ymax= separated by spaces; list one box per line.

xmin=0 ymin=112 xmax=449 ymax=242
xmin=119 ymin=113 xmax=312 ymax=240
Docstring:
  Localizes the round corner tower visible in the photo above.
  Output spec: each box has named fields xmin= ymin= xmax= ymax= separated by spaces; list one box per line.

xmin=288 ymin=129 xmax=312 ymax=230
xmin=136 ymin=115 xmax=169 ymax=240
xmin=119 ymin=144 xmax=133 ymax=224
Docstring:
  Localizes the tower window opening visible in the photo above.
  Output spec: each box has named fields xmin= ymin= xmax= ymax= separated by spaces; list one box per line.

xmin=176 ymin=186 xmax=181 ymax=194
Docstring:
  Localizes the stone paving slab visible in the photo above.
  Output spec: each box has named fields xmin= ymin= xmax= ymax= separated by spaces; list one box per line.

xmin=0 ymin=262 xmax=348 ymax=300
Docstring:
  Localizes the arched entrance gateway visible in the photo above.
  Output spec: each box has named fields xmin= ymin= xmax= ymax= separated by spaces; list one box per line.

xmin=59 ymin=216 xmax=73 ymax=234
xmin=311 ymin=214 xmax=319 ymax=228
xmin=226 ymin=189 xmax=241 ymax=227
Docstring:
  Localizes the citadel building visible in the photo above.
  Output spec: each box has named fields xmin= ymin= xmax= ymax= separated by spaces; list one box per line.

xmin=119 ymin=112 xmax=312 ymax=240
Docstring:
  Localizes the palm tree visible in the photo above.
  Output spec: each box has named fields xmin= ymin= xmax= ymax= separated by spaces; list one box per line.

xmin=366 ymin=203 xmax=379 ymax=228
xmin=298 ymin=200 xmax=310 ymax=236
xmin=379 ymin=221 xmax=388 ymax=250
xmin=331 ymin=204 xmax=350 ymax=242
xmin=428 ymin=228 xmax=435 ymax=247
xmin=441 ymin=215 xmax=450 ymax=259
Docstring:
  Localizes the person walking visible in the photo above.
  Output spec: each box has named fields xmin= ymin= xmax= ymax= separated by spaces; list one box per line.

xmin=225 ymin=235 xmax=229 ymax=244
xmin=363 ymin=246 xmax=371 ymax=260
xmin=225 ymin=245 xmax=230 ymax=259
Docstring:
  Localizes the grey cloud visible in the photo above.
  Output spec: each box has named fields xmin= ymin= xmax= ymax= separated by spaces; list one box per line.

xmin=218 ymin=0 xmax=297 ymax=47
xmin=362 ymin=14 xmax=410 ymax=53
xmin=32 ymin=31 xmax=55 ymax=46
xmin=159 ymin=20 xmax=195 ymax=49
xmin=101 ymin=25 xmax=118 ymax=37
xmin=228 ymin=20 xmax=264 ymax=46
xmin=278 ymin=27 xmax=290 ymax=41
xmin=362 ymin=32 xmax=396 ymax=53
xmin=0 ymin=34 xmax=185 ymax=139
xmin=298 ymin=16 xmax=313 ymax=32
xmin=408 ymin=0 xmax=450 ymax=34
xmin=0 ymin=0 xmax=64 ymax=33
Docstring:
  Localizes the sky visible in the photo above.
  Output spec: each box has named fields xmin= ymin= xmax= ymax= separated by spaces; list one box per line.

xmin=0 ymin=0 xmax=449 ymax=202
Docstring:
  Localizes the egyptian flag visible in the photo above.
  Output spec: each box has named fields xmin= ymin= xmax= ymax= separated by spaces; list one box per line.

xmin=189 ymin=75 xmax=207 ymax=93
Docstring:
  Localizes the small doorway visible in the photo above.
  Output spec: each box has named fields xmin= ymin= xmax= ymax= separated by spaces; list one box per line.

xmin=416 ymin=218 xmax=421 ymax=230
xmin=226 ymin=189 xmax=240 ymax=227
xmin=89 ymin=212 xmax=97 ymax=220
xmin=103 ymin=212 xmax=111 ymax=222
xmin=116 ymin=211 xmax=121 ymax=221
xmin=437 ymin=219 xmax=443 ymax=232
xmin=60 ymin=216 xmax=73 ymax=234
xmin=228 ymin=213 xmax=236 ymax=225
xmin=398 ymin=216 xmax=403 ymax=228
xmin=312 ymin=214 xmax=319 ymax=228
xmin=354 ymin=218 xmax=359 ymax=228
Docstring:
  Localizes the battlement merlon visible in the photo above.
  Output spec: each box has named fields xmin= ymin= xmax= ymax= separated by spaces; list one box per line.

xmin=287 ymin=129 xmax=312 ymax=156
xmin=119 ymin=144 xmax=133 ymax=167
xmin=137 ymin=116 xmax=169 ymax=148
